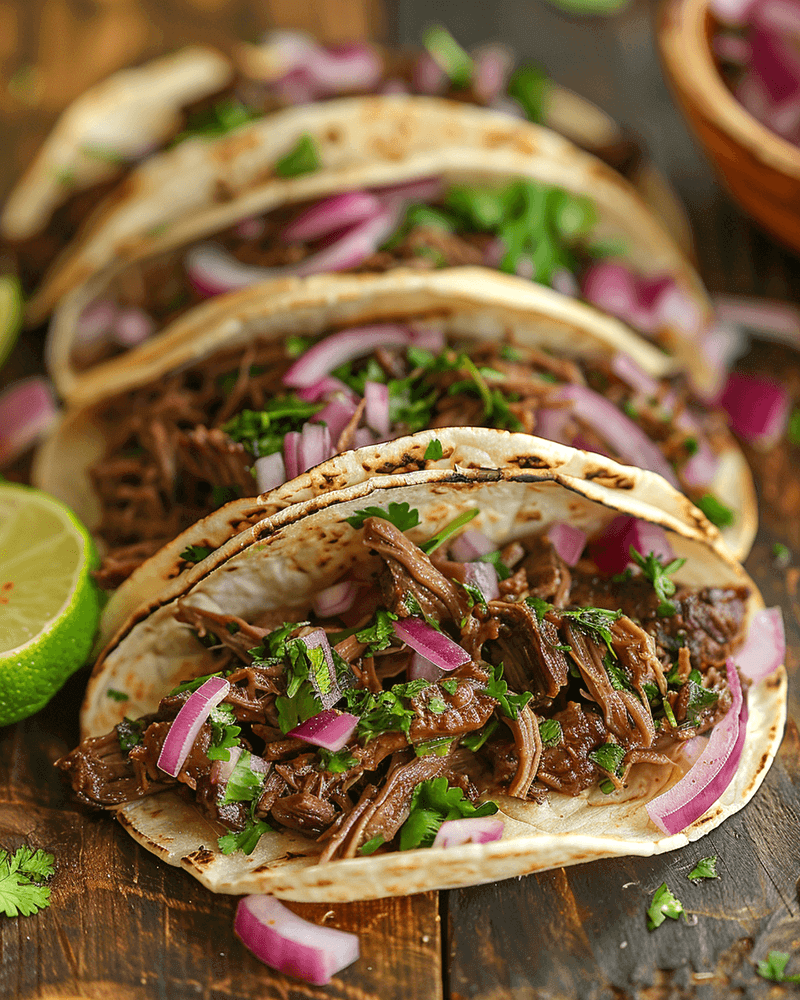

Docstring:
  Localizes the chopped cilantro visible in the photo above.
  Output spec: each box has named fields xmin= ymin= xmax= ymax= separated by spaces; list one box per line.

xmin=414 ymin=736 xmax=454 ymax=756
xmin=757 ymin=951 xmax=800 ymax=983
xmin=647 ymin=882 xmax=687 ymax=930
xmin=526 ymin=596 xmax=552 ymax=622
xmin=223 ymin=398 xmax=323 ymax=458
xmin=218 ymin=818 xmax=272 ymax=856
xmin=399 ymin=777 xmax=498 ymax=850
xmin=629 ymin=548 xmax=686 ymax=617
xmin=481 ymin=662 xmax=533 ymax=720
xmin=462 ymin=581 xmax=487 ymax=610
xmin=0 ymin=846 xmax=55 ymax=917
xmin=477 ymin=550 xmax=512 ymax=581
xmin=441 ymin=678 xmax=458 ymax=695
xmin=175 ymin=97 xmax=261 ymax=144
xmin=460 ymin=718 xmax=498 ymax=752
xmin=106 ymin=687 xmax=129 ymax=702
xmin=168 ymin=671 xmax=225 ymax=696
xmin=428 ymin=697 xmax=448 ymax=714
xmin=117 ymin=717 xmax=145 ymax=754
xmin=789 ymin=407 xmax=800 ymax=446
xmin=603 ymin=653 xmax=632 ymax=692
xmin=506 ymin=64 xmax=551 ymax=123
xmin=684 ymin=680 xmax=718 ymax=724
xmin=346 ymin=502 xmax=420 ymax=531
xmin=695 ymin=494 xmax=735 ymax=530
xmin=588 ymin=742 xmax=625 ymax=777
xmin=222 ymin=751 xmax=268 ymax=805
xmin=343 ymin=679 xmax=430 ymax=740
xmin=538 ymin=718 xmax=562 ymax=747
xmin=772 ymin=542 xmax=791 ymax=564
xmin=406 ymin=204 xmax=455 ymax=232
xmin=404 ymin=591 xmax=442 ymax=630
xmin=598 ymin=779 xmax=616 ymax=794
xmin=687 ymin=856 xmax=718 ymax=881
xmin=359 ymin=835 xmax=385 ymax=856
xmin=317 ymin=748 xmax=358 ymax=773
xmin=274 ymin=134 xmax=320 ymax=177
xmin=226 ymin=621 xmax=240 ymax=634
xmin=180 ymin=544 xmax=213 ymax=564
xmin=355 ymin=608 xmax=400 ymax=655
xmin=275 ymin=682 xmax=322 ymax=734
xmin=285 ymin=334 xmax=313 ymax=358
xmin=662 ymin=698 xmax=678 ymax=730
xmin=419 ymin=508 xmax=479 ymax=554
xmin=422 ymin=26 xmax=474 ymax=88
xmin=423 ymin=438 xmax=444 ymax=460
xmin=559 ymin=606 xmax=624 ymax=654
xmin=206 ymin=703 xmax=242 ymax=761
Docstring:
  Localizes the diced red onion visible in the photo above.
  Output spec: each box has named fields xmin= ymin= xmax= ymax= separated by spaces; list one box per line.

xmin=610 ymin=352 xmax=660 ymax=398
xmin=547 ymin=522 xmax=588 ymax=567
xmin=75 ymin=299 xmax=118 ymax=345
xmin=733 ymin=607 xmax=785 ymax=682
xmin=305 ymin=42 xmax=383 ymax=94
xmin=710 ymin=0 xmax=756 ymax=24
xmin=113 ymin=307 xmax=155 ymax=347
xmin=646 ymin=659 xmax=745 ymax=835
xmin=234 ymin=895 xmax=360 ymax=986
xmin=552 ymin=267 xmax=580 ymax=298
xmin=681 ymin=735 xmax=709 ymax=766
xmin=718 ymin=372 xmax=790 ymax=447
xmin=482 ymin=237 xmax=507 ymax=268
xmin=371 ymin=177 xmax=444 ymax=204
xmin=380 ymin=77 xmax=410 ymax=95
xmin=298 ymin=629 xmax=340 ymax=709
xmin=210 ymin=746 xmax=242 ymax=787
xmin=261 ymin=30 xmax=318 ymax=74
xmin=450 ymin=529 xmax=496 ymax=562
xmin=283 ymin=325 xmax=414 ymax=388
xmin=297 ymin=376 xmax=356 ymax=403
xmin=472 ymin=45 xmax=514 ymax=103
xmin=583 ymin=262 xmax=653 ymax=332
xmin=281 ymin=192 xmax=383 ymax=244
xmin=556 ymin=384 xmax=680 ymax=486
xmin=408 ymin=651 xmax=445 ymax=682
xmin=534 ymin=407 xmax=572 ymax=443
xmin=312 ymin=581 xmax=357 ymax=618
xmin=754 ymin=0 xmax=800 ymax=35
xmin=412 ymin=52 xmax=448 ymax=94
xmin=0 ymin=378 xmax=58 ymax=467
xmin=462 ymin=561 xmax=500 ymax=601
xmin=698 ymin=322 xmax=748 ymax=398
xmin=713 ymin=32 xmax=752 ymax=64
xmin=288 ymin=710 xmax=359 ymax=752
xmin=713 ymin=294 xmax=800 ymax=347
xmin=157 ymin=676 xmax=230 ymax=778
xmin=432 ymin=816 xmax=505 ymax=848
xmin=393 ymin=618 xmax=470 ymax=672
xmin=314 ymin=395 xmax=358 ymax=444
xmin=591 ymin=515 xmax=674 ymax=575
xmin=409 ymin=324 xmax=446 ymax=353
xmin=750 ymin=25 xmax=800 ymax=106
xmin=234 ymin=217 xmax=266 ymax=240
xmin=185 ymin=242 xmax=277 ymax=297
xmin=654 ymin=283 xmax=703 ymax=338
xmin=297 ymin=421 xmax=333 ymax=472
xmin=255 ymin=452 xmax=286 ymax=493
xmin=283 ymin=431 xmax=301 ymax=480
xmin=680 ymin=438 xmax=720 ymax=489
xmin=274 ymin=67 xmax=321 ymax=105
xmin=364 ymin=381 xmax=390 ymax=437
xmin=352 ymin=427 xmax=377 ymax=448
xmin=292 ymin=205 xmax=401 ymax=277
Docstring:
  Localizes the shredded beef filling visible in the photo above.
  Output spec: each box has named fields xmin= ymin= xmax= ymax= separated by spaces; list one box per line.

xmin=58 ymin=526 xmax=750 ymax=860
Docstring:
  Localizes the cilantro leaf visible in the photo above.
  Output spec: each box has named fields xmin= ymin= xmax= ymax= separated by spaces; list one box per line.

xmin=355 ymin=608 xmax=400 ymax=655
xmin=399 ymin=777 xmax=498 ymax=850
xmin=217 ymin=819 xmax=273 ymax=856
xmin=687 ymin=856 xmax=718 ymax=881
xmin=222 ymin=751 xmax=268 ymax=805
xmin=684 ymin=680 xmax=718 ymax=724
xmin=117 ymin=717 xmax=145 ymax=754
xmin=646 ymin=882 xmax=686 ymax=930
xmin=538 ymin=718 xmax=562 ymax=747
xmin=180 ymin=544 xmax=213 ymax=564
xmin=359 ymin=835 xmax=385 ymax=856
xmin=695 ymin=493 xmax=735 ymax=530
xmin=559 ymin=606 xmax=624 ymax=653
xmin=526 ymin=596 xmax=553 ymax=622
xmin=441 ymin=678 xmax=458 ymax=695
xmin=422 ymin=25 xmax=474 ymax=88
xmin=343 ymin=679 xmax=430 ymax=740
xmin=174 ymin=97 xmax=261 ymax=144
xmin=0 ymin=846 xmax=55 ymax=918
xmin=274 ymin=134 xmax=320 ymax=177
xmin=275 ymin=681 xmax=322 ymax=735
xmin=317 ymin=748 xmax=358 ymax=773
xmin=223 ymin=398 xmax=323 ymax=458
xmin=106 ymin=687 xmax=129 ymax=702
xmin=206 ymin=703 xmax=242 ymax=761
xmin=481 ymin=662 xmax=533 ymax=720
xmin=424 ymin=438 xmax=444 ymax=460
xmin=460 ymin=718 xmax=498 ymax=752
xmin=419 ymin=508 xmax=479 ymax=555
xmin=788 ymin=408 xmax=800 ymax=446
xmin=346 ymin=502 xmax=420 ymax=531
xmin=507 ymin=65 xmax=551 ymax=123
xmin=588 ymin=742 xmax=625 ymax=777
xmin=757 ymin=951 xmax=800 ymax=983
xmin=477 ymin=550 xmax=512 ymax=581
xmin=629 ymin=547 xmax=686 ymax=617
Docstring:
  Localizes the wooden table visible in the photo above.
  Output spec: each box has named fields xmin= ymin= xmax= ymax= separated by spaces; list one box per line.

xmin=2 ymin=1 xmax=800 ymax=997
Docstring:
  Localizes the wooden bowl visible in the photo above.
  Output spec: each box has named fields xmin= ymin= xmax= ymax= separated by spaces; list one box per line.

xmin=658 ymin=0 xmax=800 ymax=251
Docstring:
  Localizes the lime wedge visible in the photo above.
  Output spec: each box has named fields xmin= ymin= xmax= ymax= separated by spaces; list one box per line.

xmin=0 ymin=275 xmax=23 ymax=371
xmin=0 ymin=483 xmax=100 ymax=726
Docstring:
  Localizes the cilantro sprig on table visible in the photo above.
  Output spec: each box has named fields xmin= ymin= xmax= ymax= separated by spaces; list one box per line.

xmin=646 ymin=883 xmax=687 ymax=930
xmin=0 ymin=846 xmax=55 ymax=917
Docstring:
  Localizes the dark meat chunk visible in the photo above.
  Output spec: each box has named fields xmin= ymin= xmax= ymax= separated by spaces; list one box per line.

xmin=174 ymin=426 xmax=256 ymax=495
xmin=535 ymin=702 xmax=609 ymax=795
xmin=663 ymin=588 xmax=749 ymax=668
xmin=504 ymin=705 xmax=542 ymax=798
xmin=520 ymin=535 xmax=572 ymax=606
xmin=408 ymin=678 xmax=496 ymax=742
xmin=270 ymin=792 xmax=338 ymax=836
xmin=174 ymin=602 xmax=271 ymax=662
xmin=485 ymin=601 xmax=569 ymax=706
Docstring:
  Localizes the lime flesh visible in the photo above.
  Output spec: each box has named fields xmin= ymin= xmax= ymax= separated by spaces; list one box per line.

xmin=0 ymin=483 xmax=100 ymax=726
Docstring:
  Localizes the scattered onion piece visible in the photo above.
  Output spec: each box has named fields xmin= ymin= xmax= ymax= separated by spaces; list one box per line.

xmin=210 ymin=746 xmax=242 ymax=787
xmin=393 ymin=618 xmax=470 ymax=672
xmin=297 ymin=421 xmax=333 ymax=471
xmin=288 ymin=710 xmax=359 ymax=752
xmin=0 ymin=377 xmax=58 ymax=467
xmin=114 ymin=307 xmax=155 ymax=347
xmin=371 ymin=176 xmax=444 ymax=204
xmin=472 ymin=44 xmax=514 ymax=102
xmin=719 ymin=372 xmax=790 ymax=447
xmin=313 ymin=581 xmax=357 ymax=618
xmin=283 ymin=430 xmax=301 ymax=480
xmin=255 ymin=452 xmax=286 ymax=493
xmin=297 ymin=628 xmax=340 ymax=709
xmin=157 ymin=676 xmax=230 ymax=778
xmin=364 ymin=381 xmax=390 ymax=437
xmin=297 ymin=376 xmax=356 ymax=404
xmin=281 ymin=191 xmax=383 ymax=244
xmin=408 ymin=651 xmax=444 ymax=682
xmin=234 ymin=895 xmax=360 ymax=985
xmin=547 ymin=522 xmax=587 ymax=567
xmin=75 ymin=299 xmax=118 ymax=345
xmin=610 ymin=352 xmax=660 ymax=398
xmin=432 ymin=816 xmax=505 ymax=848
xmin=450 ymin=529 xmax=496 ymax=562
xmin=282 ymin=324 xmax=414 ymax=388
xmin=733 ymin=607 xmax=785 ymax=682
xmin=313 ymin=395 xmax=357 ymax=444
xmin=713 ymin=294 xmax=800 ymax=346
xmin=646 ymin=660 xmax=745 ymax=835
xmin=462 ymin=561 xmax=500 ymax=601
xmin=591 ymin=515 xmax=674 ymax=575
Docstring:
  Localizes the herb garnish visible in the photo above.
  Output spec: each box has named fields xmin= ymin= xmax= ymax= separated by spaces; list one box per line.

xmin=106 ymin=688 xmax=129 ymax=702
xmin=223 ymin=398 xmax=323 ymax=458
xmin=274 ymin=134 xmax=320 ymax=177
xmin=646 ymin=882 xmax=687 ymax=930
xmin=355 ymin=608 xmax=400 ymax=655
xmin=529 ymin=598 xmax=624 ymax=655
xmin=460 ymin=718 xmax=498 ymax=752
xmin=788 ymin=407 xmax=800 ymax=446
xmin=343 ymin=679 xmax=430 ymax=740
xmin=359 ymin=835 xmax=385 ymax=856
xmin=422 ymin=25 xmax=474 ymax=87
xmin=179 ymin=544 xmax=214 ymax=564
xmin=0 ymin=846 xmax=55 ymax=917
xmin=419 ymin=508 xmax=479 ymax=554
xmin=538 ymin=718 xmax=562 ymax=747
xmin=629 ymin=547 xmax=686 ymax=617
xmin=317 ymin=748 xmax=359 ymax=773
xmin=174 ymin=97 xmax=261 ymax=144
xmin=481 ymin=663 xmax=534 ymax=720
xmin=399 ymin=777 xmax=498 ymax=851
xmin=168 ymin=671 xmax=225 ymax=696
xmin=687 ymin=856 xmax=718 ymax=881
xmin=757 ymin=951 xmax=800 ymax=983
xmin=206 ymin=703 xmax=242 ymax=761
xmin=346 ymin=502 xmax=420 ymax=531
xmin=695 ymin=494 xmax=735 ymax=530
xmin=507 ymin=65 xmax=550 ymax=123
xmin=478 ymin=549 xmax=512 ymax=581
xmin=588 ymin=742 xmax=625 ymax=778
xmin=423 ymin=438 xmax=444 ymax=460
xmin=218 ymin=818 xmax=273 ymax=856
xmin=222 ymin=751 xmax=268 ymax=805
xmin=117 ymin=717 xmax=145 ymax=754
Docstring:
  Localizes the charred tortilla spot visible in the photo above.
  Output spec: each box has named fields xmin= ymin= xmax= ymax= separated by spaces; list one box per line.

xmin=183 ymin=848 xmax=216 ymax=868
xmin=585 ymin=471 xmax=635 ymax=490
xmin=325 ymin=127 xmax=341 ymax=143
xmin=214 ymin=179 xmax=235 ymax=203
xmin=765 ymin=672 xmax=783 ymax=690
xmin=515 ymin=456 xmax=552 ymax=470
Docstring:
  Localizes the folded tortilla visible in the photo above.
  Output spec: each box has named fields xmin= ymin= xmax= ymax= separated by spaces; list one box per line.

xmin=74 ymin=446 xmax=785 ymax=902
xmin=31 ymin=269 xmax=755 ymax=650
xmin=35 ymin=95 xmax=712 ymax=401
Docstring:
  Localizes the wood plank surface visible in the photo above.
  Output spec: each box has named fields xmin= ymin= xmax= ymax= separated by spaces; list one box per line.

xmin=2 ymin=1 xmax=800 ymax=998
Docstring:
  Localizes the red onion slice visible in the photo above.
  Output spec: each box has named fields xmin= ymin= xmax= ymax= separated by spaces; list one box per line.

xmin=610 ymin=352 xmax=660 ymax=398
xmin=710 ymin=0 xmax=756 ymax=24
xmin=0 ymin=378 xmax=58 ymax=467
xmin=462 ymin=561 xmax=500 ymax=601
xmin=282 ymin=324 xmax=414 ymax=388
xmin=157 ymin=676 xmax=230 ymax=778
xmin=293 ymin=205 xmax=401 ymax=278
xmin=646 ymin=660 xmax=745 ymax=835
xmin=750 ymin=24 xmax=800 ymax=105
xmin=713 ymin=294 xmax=800 ymax=347
xmin=364 ymin=381 xmax=390 ymax=437
xmin=312 ymin=581 xmax=357 ymax=618
xmin=185 ymin=243 xmax=278 ymax=297
xmin=393 ymin=618 xmax=470 ymax=672
xmin=297 ymin=376 xmax=357 ymax=403
xmin=432 ymin=816 xmax=505 ymax=848
xmin=557 ymin=384 xmax=680 ymax=487
xmin=680 ymin=438 xmax=720 ymax=489
xmin=281 ymin=192 xmax=383 ymax=243
xmin=409 ymin=324 xmax=446 ymax=353
xmin=754 ymin=0 xmax=800 ymax=35
xmin=719 ymin=372 xmax=790 ymax=447
xmin=297 ymin=421 xmax=333 ymax=472
xmin=353 ymin=427 xmax=378 ymax=448
xmin=210 ymin=746 xmax=242 ymax=787
xmin=450 ymin=529 xmax=496 ymax=562
xmin=283 ymin=431 xmax=301 ymax=480
xmin=472 ymin=44 xmax=514 ymax=103
xmin=534 ymin=407 xmax=572 ymax=444
xmin=412 ymin=52 xmax=448 ymax=94
xmin=734 ymin=607 xmax=785 ymax=682
xmin=547 ymin=522 xmax=588 ymax=567
xmin=305 ymin=42 xmax=382 ymax=94
xmin=371 ymin=177 xmax=444 ymax=203
xmin=288 ymin=710 xmax=359 ymax=751
xmin=113 ymin=307 xmax=155 ymax=347
xmin=408 ymin=652 xmax=445 ymax=682
xmin=234 ymin=895 xmax=360 ymax=985
xmin=255 ymin=452 xmax=286 ymax=493
xmin=75 ymin=299 xmax=118 ymax=345
xmin=313 ymin=395 xmax=358 ymax=444
xmin=591 ymin=515 xmax=674 ymax=575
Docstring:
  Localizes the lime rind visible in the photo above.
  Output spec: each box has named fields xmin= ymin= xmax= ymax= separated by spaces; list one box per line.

xmin=0 ymin=275 xmax=23 ymax=372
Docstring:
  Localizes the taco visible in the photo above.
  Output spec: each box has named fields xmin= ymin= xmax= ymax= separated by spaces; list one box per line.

xmin=6 ymin=27 xmax=689 ymax=310
xmin=35 ymin=94 xmax=714 ymax=402
xmin=57 ymin=442 xmax=786 ymax=902
xmin=31 ymin=269 xmax=755 ymax=627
